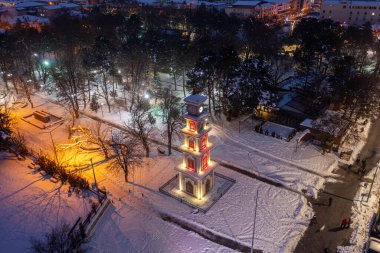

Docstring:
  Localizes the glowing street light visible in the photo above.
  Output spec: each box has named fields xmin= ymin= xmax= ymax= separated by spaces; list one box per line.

xmin=144 ymin=93 xmax=150 ymax=99
xmin=118 ymin=69 xmax=121 ymax=74
xmin=43 ymin=60 xmax=50 ymax=67
xmin=33 ymin=53 xmax=38 ymax=57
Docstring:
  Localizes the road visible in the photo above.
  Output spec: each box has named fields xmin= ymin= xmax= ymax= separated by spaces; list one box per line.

xmin=294 ymin=118 xmax=380 ymax=252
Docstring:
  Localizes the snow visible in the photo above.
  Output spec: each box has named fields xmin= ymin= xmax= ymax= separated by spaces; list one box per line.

xmin=0 ymin=152 xmax=95 ymax=252
xmin=85 ymin=155 xmax=313 ymax=253
xmin=183 ymin=93 xmax=207 ymax=105
xmin=300 ymin=118 xmax=313 ymax=128
xmin=5 ymin=92 xmax=315 ymax=253
xmin=15 ymin=1 xmax=44 ymax=8
xmin=337 ymin=166 xmax=380 ymax=253
xmin=261 ymin=121 xmax=295 ymax=140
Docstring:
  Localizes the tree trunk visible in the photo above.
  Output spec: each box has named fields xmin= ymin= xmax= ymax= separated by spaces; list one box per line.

xmin=182 ymin=71 xmax=186 ymax=97
xmin=124 ymin=169 xmax=128 ymax=182
xmin=143 ymin=137 xmax=150 ymax=157
xmin=167 ymin=126 xmax=172 ymax=155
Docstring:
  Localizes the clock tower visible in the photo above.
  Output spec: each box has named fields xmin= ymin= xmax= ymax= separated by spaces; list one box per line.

xmin=175 ymin=94 xmax=216 ymax=200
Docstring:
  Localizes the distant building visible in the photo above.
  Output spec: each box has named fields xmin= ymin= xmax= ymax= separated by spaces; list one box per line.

xmin=321 ymin=0 xmax=380 ymax=25
xmin=225 ymin=0 xmax=292 ymax=19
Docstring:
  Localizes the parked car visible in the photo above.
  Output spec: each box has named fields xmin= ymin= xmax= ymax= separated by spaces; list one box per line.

xmin=368 ymin=237 xmax=380 ymax=253
xmin=371 ymin=213 xmax=380 ymax=239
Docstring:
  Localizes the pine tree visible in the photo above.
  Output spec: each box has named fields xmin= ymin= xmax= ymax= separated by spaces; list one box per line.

xmin=90 ymin=95 xmax=100 ymax=113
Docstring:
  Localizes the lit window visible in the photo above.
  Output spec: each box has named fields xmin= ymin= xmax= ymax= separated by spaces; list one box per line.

xmin=188 ymin=138 xmax=195 ymax=150
xmin=201 ymin=134 xmax=207 ymax=151
xmin=187 ymin=158 xmax=195 ymax=172
xmin=202 ymin=155 xmax=208 ymax=170
xmin=189 ymin=121 xmax=196 ymax=132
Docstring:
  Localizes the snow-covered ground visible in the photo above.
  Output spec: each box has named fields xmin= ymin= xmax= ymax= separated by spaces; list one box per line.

xmin=0 ymin=152 xmax=95 ymax=252
xmin=5 ymin=92 xmax=315 ymax=252
xmin=84 ymin=154 xmax=313 ymax=253
xmin=4 ymin=87 xmax=373 ymax=252
xmin=337 ymin=165 xmax=380 ymax=253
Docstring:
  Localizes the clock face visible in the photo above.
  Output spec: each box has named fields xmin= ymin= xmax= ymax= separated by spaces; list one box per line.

xmin=199 ymin=106 xmax=203 ymax=113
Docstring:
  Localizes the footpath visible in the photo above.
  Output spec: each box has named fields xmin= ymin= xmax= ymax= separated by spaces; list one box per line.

xmin=295 ymin=117 xmax=380 ymax=253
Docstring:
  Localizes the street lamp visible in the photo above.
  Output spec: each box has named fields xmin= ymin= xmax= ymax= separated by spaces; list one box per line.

xmin=42 ymin=122 xmax=63 ymax=164
xmin=90 ymin=158 xmax=101 ymax=202
xmin=43 ymin=60 xmax=50 ymax=67
xmin=251 ymin=189 xmax=259 ymax=253
xmin=366 ymin=162 xmax=380 ymax=202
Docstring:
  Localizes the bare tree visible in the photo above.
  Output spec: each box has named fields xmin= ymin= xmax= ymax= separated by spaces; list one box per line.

xmin=70 ymin=122 xmax=111 ymax=159
xmin=51 ymin=51 xmax=85 ymax=120
xmin=109 ymin=130 xmax=142 ymax=182
xmin=30 ymin=222 xmax=88 ymax=253
xmin=128 ymin=96 xmax=155 ymax=157
xmin=159 ymin=88 xmax=181 ymax=155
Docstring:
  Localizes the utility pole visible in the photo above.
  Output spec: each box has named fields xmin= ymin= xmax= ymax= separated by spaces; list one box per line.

xmin=251 ymin=189 xmax=259 ymax=253
xmin=367 ymin=162 xmax=380 ymax=202
xmin=43 ymin=122 xmax=62 ymax=164
xmin=90 ymin=158 xmax=100 ymax=202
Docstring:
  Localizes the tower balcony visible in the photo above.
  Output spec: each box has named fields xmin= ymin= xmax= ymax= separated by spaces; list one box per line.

xmin=179 ymin=142 xmax=214 ymax=156
xmin=181 ymin=125 xmax=211 ymax=138
xmin=175 ymin=160 xmax=217 ymax=180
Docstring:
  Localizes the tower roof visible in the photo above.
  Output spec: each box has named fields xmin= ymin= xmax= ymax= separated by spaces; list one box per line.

xmin=184 ymin=94 xmax=207 ymax=106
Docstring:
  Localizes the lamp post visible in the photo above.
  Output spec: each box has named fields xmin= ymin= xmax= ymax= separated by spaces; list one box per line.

xmin=42 ymin=122 xmax=62 ymax=164
xmin=100 ymin=102 xmax=104 ymax=117
xmin=90 ymin=158 xmax=101 ymax=202
xmin=366 ymin=162 xmax=380 ymax=202
xmin=251 ymin=189 xmax=259 ymax=253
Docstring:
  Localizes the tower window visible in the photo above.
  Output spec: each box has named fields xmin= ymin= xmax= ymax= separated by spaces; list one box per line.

xmin=202 ymin=154 xmax=208 ymax=170
xmin=187 ymin=158 xmax=195 ymax=172
xmin=188 ymin=138 xmax=195 ymax=150
xmin=201 ymin=134 xmax=207 ymax=151
xmin=189 ymin=121 xmax=196 ymax=132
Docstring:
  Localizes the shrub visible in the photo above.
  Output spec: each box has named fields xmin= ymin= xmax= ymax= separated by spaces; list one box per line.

xmin=35 ymin=154 xmax=89 ymax=190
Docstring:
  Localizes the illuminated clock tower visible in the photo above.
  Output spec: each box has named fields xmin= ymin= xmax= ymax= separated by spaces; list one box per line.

xmin=175 ymin=94 xmax=216 ymax=200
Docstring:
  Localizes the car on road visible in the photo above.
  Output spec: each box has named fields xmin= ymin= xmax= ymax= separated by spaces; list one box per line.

xmin=368 ymin=237 xmax=380 ymax=253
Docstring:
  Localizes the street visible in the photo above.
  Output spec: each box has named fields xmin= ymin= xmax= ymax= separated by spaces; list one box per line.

xmin=295 ymin=117 xmax=380 ymax=252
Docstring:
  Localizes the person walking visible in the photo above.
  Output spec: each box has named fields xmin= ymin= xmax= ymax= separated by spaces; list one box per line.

xmin=340 ymin=218 xmax=347 ymax=229
xmin=328 ymin=197 xmax=333 ymax=207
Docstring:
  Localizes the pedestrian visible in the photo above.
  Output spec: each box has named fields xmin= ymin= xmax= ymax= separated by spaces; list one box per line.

xmin=362 ymin=160 xmax=367 ymax=169
xmin=310 ymin=215 xmax=317 ymax=226
xmin=340 ymin=218 xmax=347 ymax=229
xmin=328 ymin=197 xmax=333 ymax=207
xmin=356 ymin=158 xmax=361 ymax=165
xmin=347 ymin=218 xmax=351 ymax=228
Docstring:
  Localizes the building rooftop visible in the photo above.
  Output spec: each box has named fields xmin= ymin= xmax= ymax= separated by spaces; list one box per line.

xmin=16 ymin=1 xmax=45 ymax=8
xmin=184 ymin=94 xmax=207 ymax=105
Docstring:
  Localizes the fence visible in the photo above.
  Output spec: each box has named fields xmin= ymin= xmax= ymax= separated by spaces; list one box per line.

xmin=69 ymin=188 xmax=110 ymax=239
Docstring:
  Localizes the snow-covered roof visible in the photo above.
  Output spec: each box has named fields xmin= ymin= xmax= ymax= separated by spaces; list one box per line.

xmin=9 ymin=15 xmax=50 ymax=24
xmin=58 ymin=2 xmax=79 ymax=8
xmin=311 ymin=110 xmax=350 ymax=137
xmin=16 ymin=1 xmax=44 ymax=8
xmin=323 ymin=0 xmax=380 ymax=6
xmin=184 ymin=94 xmax=207 ymax=105
xmin=232 ymin=1 xmax=261 ymax=6
xmin=300 ymin=118 xmax=313 ymax=128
